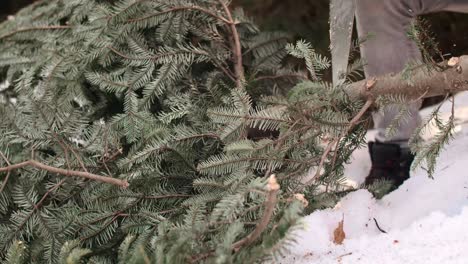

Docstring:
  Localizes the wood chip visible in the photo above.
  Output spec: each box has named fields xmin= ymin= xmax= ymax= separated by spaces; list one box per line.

xmin=448 ymin=57 xmax=460 ymax=67
xmin=267 ymin=174 xmax=280 ymax=191
xmin=365 ymin=79 xmax=376 ymax=90
xmin=294 ymin=193 xmax=309 ymax=207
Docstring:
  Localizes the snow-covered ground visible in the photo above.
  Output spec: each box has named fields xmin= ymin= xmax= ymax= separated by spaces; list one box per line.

xmin=281 ymin=92 xmax=468 ymax=264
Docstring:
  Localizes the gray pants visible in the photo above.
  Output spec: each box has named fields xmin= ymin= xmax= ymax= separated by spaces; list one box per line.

xmin=355 ymin=0 xmax=468 ymax=145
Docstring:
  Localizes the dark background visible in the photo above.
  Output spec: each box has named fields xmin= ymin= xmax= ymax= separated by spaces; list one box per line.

xmin=0 ymin=0 xmax=36 ymax=21
xmin=3 ymin=0 xmax=468 ymax=54
xmin=233 ymin=0 xmax=468 ymax=58
xmin=2 ymin=0 xmax=468 ymax=83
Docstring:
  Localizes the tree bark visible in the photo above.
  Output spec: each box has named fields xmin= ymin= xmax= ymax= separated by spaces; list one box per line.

xmin=346 ymin=56 xmax=468 ymax=101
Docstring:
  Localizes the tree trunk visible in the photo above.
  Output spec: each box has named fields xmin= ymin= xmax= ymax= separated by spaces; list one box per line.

xmin=346 ymin=56 xmax=468 ymax=101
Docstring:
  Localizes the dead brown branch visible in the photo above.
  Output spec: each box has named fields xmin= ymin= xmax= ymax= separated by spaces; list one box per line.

xmin=0 ymin=160 xmax=129 ymax=188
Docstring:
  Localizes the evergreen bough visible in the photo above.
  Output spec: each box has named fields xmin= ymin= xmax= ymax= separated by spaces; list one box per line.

xmin=1 ymin=0 xmax=452 ymax=263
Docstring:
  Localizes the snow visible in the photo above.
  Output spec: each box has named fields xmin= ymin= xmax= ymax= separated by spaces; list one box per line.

xmin=281 ymin=92 xmax=468 ymax=264
xmin=0 ymin=80 xmax=9 ymax=91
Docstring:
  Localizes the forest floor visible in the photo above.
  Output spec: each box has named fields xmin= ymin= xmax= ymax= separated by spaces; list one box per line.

xmin=281 ymin=92 xmax=468 ymax=264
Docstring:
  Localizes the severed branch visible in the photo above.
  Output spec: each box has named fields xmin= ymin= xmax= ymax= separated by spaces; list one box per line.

xmin=190 ymin=175 xmax=280 ymax=263
xmin=0 ymin=160 xmax=129 ymax=188
xmin=232 ymin=175 xmax=280 ymax=251
xmin=346 ymin=56 xmax=468 ymax=101
xmin=308 ymin=99 xmax=374 ymax=186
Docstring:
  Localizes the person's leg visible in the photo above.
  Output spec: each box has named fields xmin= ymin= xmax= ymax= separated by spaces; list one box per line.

xmin=355 ymin=0 xmax=468 ymax=190
xmin=355 ymin=0 xmax=422 ymax=145
xmin=356 ymin=0 xmax=420 ymax=190
xmin=356 ymin=0 xmax=468 ymax=144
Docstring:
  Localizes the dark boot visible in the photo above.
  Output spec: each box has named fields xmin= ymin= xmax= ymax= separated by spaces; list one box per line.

xmin=365 ymin=141 xmax=415 ymax=191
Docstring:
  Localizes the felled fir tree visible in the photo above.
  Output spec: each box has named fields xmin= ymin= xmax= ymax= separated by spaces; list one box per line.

xmin=0 ymin=0 xmax=398 ymax=263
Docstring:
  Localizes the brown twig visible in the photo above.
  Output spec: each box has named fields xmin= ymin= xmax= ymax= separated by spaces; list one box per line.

xmin=262 ymin=120 xmax=300 ymax=178
xmin=217 ymin=0 xmax=245 ymax=88
xmin=125 ymin=2 xmax=244 ymax=87
xmin=78 ymin=198 xmax=141 ymax=241
xmin=0 ymin=160 xmax=128 ymax=188
xmin=3 ymin=178 xmax=67 ymax=247
xmin=373 ymin=218 xmax=387 ymax=234
xmin=211 ymin=59 xmax=237 ymax=83
xmin=329 ymin=99 xmax=374 ymax=171
xmin=344 ymin=99 xmax=375 ymax=134
xmin=308 ymin=99 xmax=374 ymax=185
xmin=189 ymin=176 xmax=280 ymax=263
xmin=337 ymin=252 xmax=353 ymax=260
xmin=311 ymin=137 xmax=338 ymax=183
xmin=232 ymin=175 xmax=280 ymax=251
xmin=51 ymin=132 xmax=89 ymax=173
xmin=0 ymin=151 xmax=11 ymax=192
xmin=0 ymin=25 xmax=72 ymax=40
xmin=101 ymin=193 xmax=192 ymax=202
